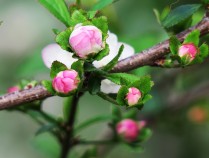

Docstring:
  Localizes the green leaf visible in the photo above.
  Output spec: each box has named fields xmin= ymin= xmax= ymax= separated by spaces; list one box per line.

xmin=71 ymin=60 xmax=84 ymax=77
xmin=106 ymin=73 xmax=140 ymax=85
xmin=199 ymin=43 xmax=209 ymax=58
xmin=94 ymin=44 xmax=110 ymax=61
xmin=137 ymin=128 xmax=152 ymax=142
xmin=97 ymin=92 xmax=119 ymax=105
xmin=69 ymin=10 xmax=87 ymax=26
xmin=130 ymin=76 xmax=153 ymax=94
xmin=0 ymin=21 xmax=3 ymax=26
xmin=75 ymin=115 xmax=114 ymax=132
xmin=91 ymin=0 xmax=117 ymax=11
xmin=153 ymin=9 xmax=161 ymax=24
xmin=92 ymin=16 xmax=108 ymax=35
xmin=116 ymin=86 xmax=129 ymax=105
xmin=50 ymin=61 xmax=68 ymax=78
xmin=142 ymin=94 xmax=152 ymax=104
xmin=35 ymin=124 xmax=57 ymax=136
xmin=52 ymin=28 xmax=61 ymax=35
xmin=162 ymin=4 xmax=202 ymax=28
xmin=42 ymin=80 xmax=55 ymax=94
xmin=56 ymin=28 xmax=73 ymax=51
xmin=88 ymin=74 xmax=102 ymax=95
xmin=63 ymin=96 xmax=74 ymax=122
xmin=183 ymin=30 xmax=200 ymax=46
xmin=169 ymin=36 xmax=181 ymax=55
xmin=102 ymin=44 xmax=124 ymax=71
xmin=38 ymin=0 xmax=70 ymax=27
xmin=160 ymin=6 xmax=170 ymax=21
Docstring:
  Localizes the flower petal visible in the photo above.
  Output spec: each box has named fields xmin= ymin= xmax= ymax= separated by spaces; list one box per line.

xmin=42 ymin=43 xmax=77 ymax=69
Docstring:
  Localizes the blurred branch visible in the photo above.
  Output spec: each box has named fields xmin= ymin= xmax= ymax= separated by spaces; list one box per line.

xmin=0 ymin=85 xmax=51 ymax=110
xmin=1 ymin=12 xmax=209 ymax=109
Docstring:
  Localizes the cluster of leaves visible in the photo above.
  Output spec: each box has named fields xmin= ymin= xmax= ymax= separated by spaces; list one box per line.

xmin=154 ymin=4 xmax=202 ymax=34
xmin=168 ymin=30 xmax=208 ymax=67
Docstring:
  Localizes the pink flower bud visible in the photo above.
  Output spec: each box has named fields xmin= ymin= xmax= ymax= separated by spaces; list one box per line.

xmin=52 ymin=70 xmax=80 ymax=94
xmin=126 ymin=87 xmax=142 ymax=106
xmin=7 ymin=86 xmax=20 ymax=93
xmin=116 ymin=119 xmax=139 ymax=142
xmin=69 ymin=25 xmax=103 ymax=58
xmin=178 ymin=44 xmax=198 ymax=61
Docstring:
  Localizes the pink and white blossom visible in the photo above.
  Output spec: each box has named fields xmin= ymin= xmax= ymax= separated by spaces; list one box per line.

xmin=41 ymin=32 xmax=135 ymax=94
xmin=178 ymin=43 xmax=198 ymax=61
xmin=126 ymin=87 xmax=141 ymax=106
xmin=69 ymin=25 xmax=103 ymax=58
xmin=52 ymin=70 xmax=79 ymax=94
xmin=7 ymin=86 xmax=20 ymax=93
xmin=116 ymin=119 xmax=139 ymax=142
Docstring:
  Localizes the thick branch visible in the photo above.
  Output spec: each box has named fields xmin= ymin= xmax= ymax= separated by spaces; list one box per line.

xmin=1 ymin=13 xmax=209 ymax=109
xmin=111 ymin=13 xmax=209 ymax=72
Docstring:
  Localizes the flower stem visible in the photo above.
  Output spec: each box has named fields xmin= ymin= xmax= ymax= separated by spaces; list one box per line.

xmin=60 ymin=93 xmax=82 ymax=158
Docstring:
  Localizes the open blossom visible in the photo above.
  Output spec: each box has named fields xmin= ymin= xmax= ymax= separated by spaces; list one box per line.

xmin=126 ymin=87 xmax=141 ymax=106
xmin=52 ymin=70 xmax=80 ymax=94
xmin=42 ymin=32 xmax=135 ymax=94
xmin=69 ymin=25 xmax=103 ymax=58
xmin=7 ymin=86 xmax=20 ymax=93
xmin=178 ymin=43 xmax=198 ymax=61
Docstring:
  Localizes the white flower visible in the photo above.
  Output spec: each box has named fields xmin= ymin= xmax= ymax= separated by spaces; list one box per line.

xmin=42 ymin=32 xmax=135 ymax=94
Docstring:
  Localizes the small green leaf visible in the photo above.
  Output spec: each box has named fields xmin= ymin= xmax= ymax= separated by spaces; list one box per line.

xmin=50 ymin=61 xmax=68 ymax=78
xmin=106 ymin=73 xmax=139 ymax=85
xmin=160 ymin=6 xmax=170 ymax=21
xmin=69 ymin=10 xmax=87 ymax=26
xmin=130 ymin=76 xmax=153 ymax=94
xmin=142 ymin=94 xmax=152 ymax=104
xmin=137 ymin=128 xmax=152 ymax=142
xmin=88 ymin=74 xmax=102 ymax=95
xmin=153 ymin=9 xmax=161 ymax=24
xmin=162 ymin=4 xmax=202 ymax=28
xmin=56 ymin=28 xmax=73 ymax=51
xmin=36 ymin=124 xmax=57 ymax=136
xmin=0 ymin=21 xmax=3 ymax=26
xmin=116 ymin=86 xmax=129 ymax=105
xmin=71 ymin=60 xmax=84 ymax=77
xmin=38 ymin=0 xmax=70 ymax=27
xmin=94 ymin=44 xmax=110 ymax=61
xmin=91 ymin=0 xmax=117 ymax=11
xmin=92 ymin=16 xmax=108 ymax=35
xmin=199 ymin=43 xmax=209 ymax=58
xmin=52 ymin=28 xmax=61 ymax=35
xmin=183 ymin=30 xmax=200 ymax=46
xmin=102 ymin=44 xmax=124 ymax=71
xmin=42 ymin=80 xmax=55 ymax=94
xmin=97 ymin=92 xmax=119 ymax=105
xmin=169 ymin=36 xmax=181 ymax=55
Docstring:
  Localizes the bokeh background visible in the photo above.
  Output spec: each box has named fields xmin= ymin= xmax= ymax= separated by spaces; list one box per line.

xmin=1 ymin=0 xmax=209 ymax=158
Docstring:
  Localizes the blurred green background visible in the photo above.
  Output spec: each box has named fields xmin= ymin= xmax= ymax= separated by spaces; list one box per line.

xmin=1 ymin=0 xmax=209 ymax=158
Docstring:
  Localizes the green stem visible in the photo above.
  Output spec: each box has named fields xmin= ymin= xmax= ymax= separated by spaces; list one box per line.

xmin=60 ymin=93 xmax=83 ymax=158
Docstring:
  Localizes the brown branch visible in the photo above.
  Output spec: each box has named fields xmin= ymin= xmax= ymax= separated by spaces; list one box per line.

xmin=1 ymin=13 xmax=209 ymax=110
